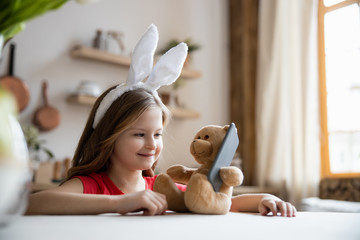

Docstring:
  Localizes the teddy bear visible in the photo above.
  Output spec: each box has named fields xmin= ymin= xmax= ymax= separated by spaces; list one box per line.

xmin=153 ymin=124 xmax=244 ymax=214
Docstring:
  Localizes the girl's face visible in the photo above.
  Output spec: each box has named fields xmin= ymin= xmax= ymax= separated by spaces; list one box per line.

xmin=111 ymin=106 xmax=164 ymax=172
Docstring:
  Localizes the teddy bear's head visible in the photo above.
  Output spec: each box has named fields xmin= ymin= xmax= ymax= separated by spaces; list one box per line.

xmin=190 ymin=125 xmax=229 ymax=165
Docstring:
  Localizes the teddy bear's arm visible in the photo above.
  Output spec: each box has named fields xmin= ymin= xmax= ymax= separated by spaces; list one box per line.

xmin=166 ymin=164 xmax=196 ymax=185
xmin=219 ymin=166 xmax=244 ymax=187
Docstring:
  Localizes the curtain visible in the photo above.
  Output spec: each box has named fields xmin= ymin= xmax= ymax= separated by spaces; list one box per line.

xmin=256 ymin=0 xmax=320 ymax=207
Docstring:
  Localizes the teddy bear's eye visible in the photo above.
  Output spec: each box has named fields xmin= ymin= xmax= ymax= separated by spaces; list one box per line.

xmin=197 ymin=136 xmax=201 ymax=139
xmin=204 ymin=135 xmax=209 ymax=140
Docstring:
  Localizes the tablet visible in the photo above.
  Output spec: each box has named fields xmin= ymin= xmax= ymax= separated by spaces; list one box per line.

xmin=207 ymin=123 xmax=239 ymax=192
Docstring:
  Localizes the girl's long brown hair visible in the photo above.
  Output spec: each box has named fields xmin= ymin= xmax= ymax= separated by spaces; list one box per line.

xmin=65 ymin=87 xmax=170 ymax=181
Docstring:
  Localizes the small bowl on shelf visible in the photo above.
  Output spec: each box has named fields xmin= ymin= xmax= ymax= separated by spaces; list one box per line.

xmin=75 ymin=80 xmax=101 ymax=97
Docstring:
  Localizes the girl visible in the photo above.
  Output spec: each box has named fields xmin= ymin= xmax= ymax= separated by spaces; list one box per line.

xmin=26 ymin=25 xmax=296 ymax=217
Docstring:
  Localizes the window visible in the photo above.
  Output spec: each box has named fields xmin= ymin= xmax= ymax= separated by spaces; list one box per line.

xmin=318 ymin=0 xmax=360 ymax=178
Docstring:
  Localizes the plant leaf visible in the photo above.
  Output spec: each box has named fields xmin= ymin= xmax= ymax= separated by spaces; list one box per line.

xmin=0 ymin=0 xmax=68 ymax=39
xmin=43 ymin=148 xmax=54 ymax=159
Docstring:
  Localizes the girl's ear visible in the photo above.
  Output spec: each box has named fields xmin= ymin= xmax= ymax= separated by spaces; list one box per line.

xmin=145 ymin=42 xmax=188 ymax=91
xmin=127 ymin=24 xmax=159 ymax=86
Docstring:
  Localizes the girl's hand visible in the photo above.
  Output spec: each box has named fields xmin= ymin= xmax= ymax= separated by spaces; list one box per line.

xmin=115 ymin=190 xmax=168 ymax=216
xmin=258 ymin=196 xmax=296 ymax=217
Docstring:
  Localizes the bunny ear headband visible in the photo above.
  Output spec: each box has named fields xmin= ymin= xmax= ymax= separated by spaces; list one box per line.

xmin=93 ymin=24 xmax=188 ymax=128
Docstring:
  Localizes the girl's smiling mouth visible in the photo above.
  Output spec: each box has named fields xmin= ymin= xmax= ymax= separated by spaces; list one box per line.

xmin=137 ymin=153 xmax=155 ymax=158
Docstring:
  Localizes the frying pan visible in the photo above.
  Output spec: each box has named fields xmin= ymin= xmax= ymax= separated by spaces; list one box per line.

xmin=33 ymin=81 xmax=60 ymax=131
xmin=0 ymin=43 xmax=30 ymax=112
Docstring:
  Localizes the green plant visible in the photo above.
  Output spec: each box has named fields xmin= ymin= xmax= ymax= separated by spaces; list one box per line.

xmin=0 ymin=0 xmax=100 ymax=50
xmin=159 ymin=38 xmax=201 ymax=55
xmin=22 ymin=124 xmax=54 ymax=163
xmin=158 ymin=38 xmax=200 ymax=91
xmin=0 ymin=0 xmax=68 ymax=45
xmin=172 ymin=77 xmax=185 ymax=90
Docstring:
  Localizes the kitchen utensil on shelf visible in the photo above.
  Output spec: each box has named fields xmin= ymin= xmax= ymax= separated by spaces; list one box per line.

xmin=33 ymin=81 xmax=60 ymax=131
xmin=0 ymin=43 xmax=30 ymax=112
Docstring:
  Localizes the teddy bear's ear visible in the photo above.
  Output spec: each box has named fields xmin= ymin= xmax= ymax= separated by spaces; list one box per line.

xmin=223 ymin=125 xmax=230 ymax=131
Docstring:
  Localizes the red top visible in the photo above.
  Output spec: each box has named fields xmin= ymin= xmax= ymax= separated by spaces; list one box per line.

xmin=75 ymin=172 xmax=186 ymax=194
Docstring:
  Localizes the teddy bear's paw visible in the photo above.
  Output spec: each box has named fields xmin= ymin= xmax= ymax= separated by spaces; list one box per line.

xmin=219 ymin=166 xmax=244 ymax=187
xmin=153 ymin=174 xmax=188 ymax=212
xmin=185 ymin=173 xmax=231 ymax=214
xmin=166 ymin=164 xmax=185 ymax=173
xmin=166 ymin=165 xmax=186 ymax=179
xmin=166 ymin=165 xmax=194 ymax=185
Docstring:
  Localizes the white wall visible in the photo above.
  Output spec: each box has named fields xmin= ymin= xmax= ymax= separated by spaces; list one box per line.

xmin=0 ymin=0 xmax=229 ymax=172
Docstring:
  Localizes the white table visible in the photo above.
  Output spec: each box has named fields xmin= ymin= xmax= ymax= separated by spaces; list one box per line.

xmin=1 ymin=212 xmax=360 ymax=240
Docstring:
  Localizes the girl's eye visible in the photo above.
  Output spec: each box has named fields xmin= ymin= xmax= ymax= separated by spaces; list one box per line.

xmin=154 ymin=133 xmax=162 ymax=137
xmin=134 ymin=133 xmax=145 ymax=137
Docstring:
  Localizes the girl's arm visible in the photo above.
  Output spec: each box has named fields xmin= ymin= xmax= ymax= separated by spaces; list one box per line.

xmin=25 ymin=178 xmax=167 ymax=216
xmin=230 ymin=193 xmax=296 ymax=217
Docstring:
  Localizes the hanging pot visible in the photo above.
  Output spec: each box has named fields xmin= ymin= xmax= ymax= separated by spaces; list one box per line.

xmin=33 ymin=81 xmax=60 ymax=131
xmin=0 ymin=43 xmax=30 ymax=112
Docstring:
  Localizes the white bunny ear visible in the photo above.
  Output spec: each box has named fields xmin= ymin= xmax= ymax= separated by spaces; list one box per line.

xmin=145 ymin=42 xmax=188 ymax=91
xmin=93 ymin=26 xmax=189 ymax=129
xmin=127 ymin=24 xmax=159 ymax=85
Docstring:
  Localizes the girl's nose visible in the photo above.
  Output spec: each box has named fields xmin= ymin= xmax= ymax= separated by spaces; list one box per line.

xmin=145 ymin=136 xmax=156 ymax=149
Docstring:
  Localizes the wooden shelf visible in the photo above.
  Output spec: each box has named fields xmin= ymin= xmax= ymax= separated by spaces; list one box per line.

xmin=179 ymin=67 xmax=202 ymax=79
xmin=69 ymin=46 xmax=201 ymax=119
xmin=167 ymin=106 xmax=200 ymax=119
xmin=67 ymin=94 xmax=97 ymax=105
xmin=71 ymin=46 xmax=131 ymax=66
xmin=67 ymin=94 xmax=199 ymax=119
xmin=71 ymin=46 xmax=202 ymax=79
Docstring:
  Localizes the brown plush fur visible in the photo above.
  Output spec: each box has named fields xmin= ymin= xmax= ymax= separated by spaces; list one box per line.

xmin=153 ymin=125 xmax=244 ymax=214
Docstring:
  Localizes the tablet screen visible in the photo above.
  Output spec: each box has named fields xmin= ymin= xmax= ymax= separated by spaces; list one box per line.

xmin=207 ymin=123 xmax=239 ymax=192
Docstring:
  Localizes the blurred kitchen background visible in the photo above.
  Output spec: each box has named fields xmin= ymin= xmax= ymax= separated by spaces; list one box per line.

xmin=1 ymin=0 xmax=360 ymax=210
